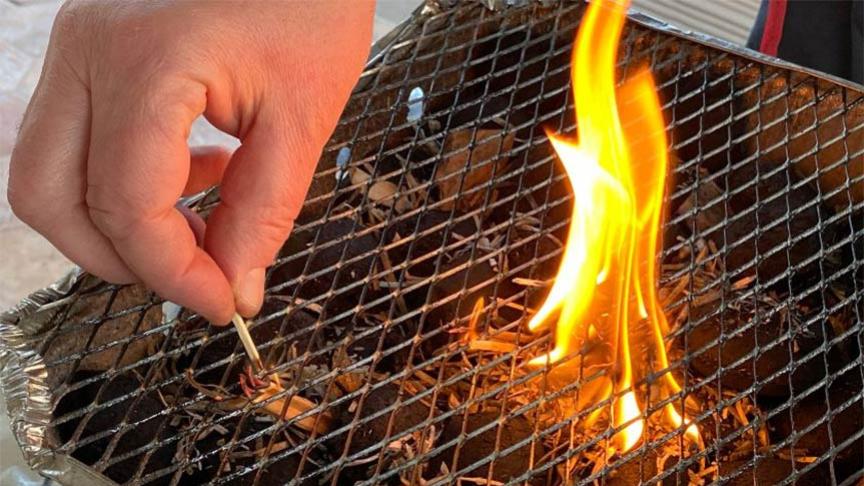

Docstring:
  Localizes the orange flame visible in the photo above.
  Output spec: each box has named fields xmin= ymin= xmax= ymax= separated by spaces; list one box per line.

xmin=529 ymin=0 xmax=699 ymax=451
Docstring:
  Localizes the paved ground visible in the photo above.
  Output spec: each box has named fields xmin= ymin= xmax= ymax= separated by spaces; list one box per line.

xmin=0 ymin=0 xmax=67 ymax=312
xmin=0 ymin=0 xmax=756 ymax=483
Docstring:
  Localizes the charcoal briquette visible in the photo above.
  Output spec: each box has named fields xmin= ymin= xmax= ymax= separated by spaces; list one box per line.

xmin=420 ymin=255 xmax=511 ymax=321
xmin=329 ymin=383 xmax=436 ymax=484
xmin=740 ymin=78 xmax=863 ymax=211
xmin=185 ymin=418 xmax=317 ymax=485
xmin=54 ymin=372 xmax=177 ymax=485
xmin=268 ymin=219 xmax=381 ymax=318
xmin=683 ymin=301 xmax=827 ymax=398
xmin=340 ymin=318 xmax=419 ymax=373
xmin=506 ymin=231 xmax=561 ymax=281
xmin=427 ymin=411 xmax=544 ymax=483
xmin=722 ymin=159 xmax=840 ymax=287
xmin=383 ymin=210 xmax=478 ymax=277
xmin=719 ymin=457 xmax=824 ymax=485
xmin=766 ymin=367 xmax=864 ymax=481
xmin=492 ymin=145 xmax=571 ymax=238
xmin=660 ymin=65 xmax=737 ymax=175
xmin=223 ymin=455 xmax=314 ymax=486
xmin=505 ymin=229 xmax=562 ymax=310
xmin=605 ymin=450 xmax=688 ymax=486
xmin=410 ymin=255 xmax=514 ymax=359
xmin=434 ymin=128 xmax=516 ymax=214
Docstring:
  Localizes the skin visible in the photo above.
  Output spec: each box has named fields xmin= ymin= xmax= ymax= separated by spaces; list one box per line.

xmin=7 ymin=1 xmax=375 ymax=325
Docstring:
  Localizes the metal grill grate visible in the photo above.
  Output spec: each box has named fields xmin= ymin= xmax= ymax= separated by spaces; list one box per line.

xmin=2 ymin=2 xmax=863 ymax=485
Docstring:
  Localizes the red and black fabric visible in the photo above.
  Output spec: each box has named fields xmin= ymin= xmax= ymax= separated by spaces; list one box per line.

xmin=747 ymin=0 xmax=863 ymax=84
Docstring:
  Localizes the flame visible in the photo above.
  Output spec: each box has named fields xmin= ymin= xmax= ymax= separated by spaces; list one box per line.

xmin=615 ymin=391 xmax=644 ymax=452
xmin=528 ymin=0 xmax=700 ymax=451
xmin=465 ymin=297 xmax=484 ymax=342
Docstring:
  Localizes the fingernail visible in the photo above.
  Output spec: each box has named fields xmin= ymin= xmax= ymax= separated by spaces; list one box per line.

xmin=234 ymin=268 xmax=265 ymax=317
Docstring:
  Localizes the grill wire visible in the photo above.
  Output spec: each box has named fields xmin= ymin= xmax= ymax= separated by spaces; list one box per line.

xmin=10 ymin=2 xmax=863 ymax=485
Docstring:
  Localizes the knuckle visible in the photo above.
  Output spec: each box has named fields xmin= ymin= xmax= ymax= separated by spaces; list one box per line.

xmin=61 ymin=2 xmax=194 ymax=77
xmin=223 ymin=190 xmax=299 ymax=236
xmin=212 ymin=201 xmax=295 ymax=264
xmin=6 ymin=182 xmax=36 ymax=223
xmin=251 ymin=216 xmax=296 ymax=263
xmin=7 ymin=167 xmax=47 ymax=227
xmin=54 ymin=2 xmax=83 ymax=35
xmin=255 ymin=213 xmax=295 ymax=244
xmin=140 ymin=76 xmax=207 ymax=132
xmin=85 ymin=184 xmax=149 ymax=240
xmin=54 ymin=0 xmax=101 ymax=43
xmin=87 ymin=205 xmax=130 ymax=241
xmin=238 ymin=202 xmax=295 ymax=245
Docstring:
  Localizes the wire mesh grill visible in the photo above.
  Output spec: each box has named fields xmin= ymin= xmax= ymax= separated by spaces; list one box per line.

xmin=8 ymin=2 xmax=863 ymax=485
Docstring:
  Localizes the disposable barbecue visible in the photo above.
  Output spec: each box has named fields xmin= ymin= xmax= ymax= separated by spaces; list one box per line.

xmin=1 ymin=1 xmax=862 ymax=485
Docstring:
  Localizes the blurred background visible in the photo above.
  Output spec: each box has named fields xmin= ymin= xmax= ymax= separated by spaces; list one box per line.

xmin=0 ymin=0 xmax=758 ymax=483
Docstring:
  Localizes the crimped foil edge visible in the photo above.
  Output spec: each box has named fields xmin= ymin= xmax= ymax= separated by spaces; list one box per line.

xmin=0 ymin=267 xmax=115 ymax=485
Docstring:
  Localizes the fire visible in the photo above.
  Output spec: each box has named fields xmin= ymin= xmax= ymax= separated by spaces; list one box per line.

xmin=528 ymin=0 xmax=699 ymax=451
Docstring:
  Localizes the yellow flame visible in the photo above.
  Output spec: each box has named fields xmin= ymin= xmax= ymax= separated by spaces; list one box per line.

xmin=615 ymin=391 xmax=644 ymax=452
xmin=528 ymin=0 xmax=700 ymax=451
xmin=465 ymin=296 xmax=484 ymax=342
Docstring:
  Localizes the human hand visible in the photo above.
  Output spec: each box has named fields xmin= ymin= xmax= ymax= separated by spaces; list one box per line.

xmin=7 ymin=0 xmax=374 ymax=324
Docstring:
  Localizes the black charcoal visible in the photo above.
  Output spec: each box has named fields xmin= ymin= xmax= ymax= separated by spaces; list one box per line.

xmin=55 ymin=372 xmax=176 ymax=485
xmin=428 ymin=411 xmax=543 ymax=483
xmin=330 ymin=384 xmax=435 ymax=484
xmin=684 ymin=301 xmax=827 ymax=398
xmin=719 ymin=457 xmax=824 ymax=485
xmin=766 ymin=367 xmax=864 ymax=481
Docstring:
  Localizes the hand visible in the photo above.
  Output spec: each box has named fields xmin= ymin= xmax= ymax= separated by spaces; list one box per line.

xmin=7 ymin=0 xmax=374 ymax=324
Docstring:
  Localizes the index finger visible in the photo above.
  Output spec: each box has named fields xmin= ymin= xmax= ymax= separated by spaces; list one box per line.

xmin=85 ymin=76 xmax=235 ymax=324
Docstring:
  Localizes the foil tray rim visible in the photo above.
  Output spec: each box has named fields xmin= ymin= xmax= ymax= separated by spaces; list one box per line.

xmin=0 ymin=267 xmax=116 ymax=485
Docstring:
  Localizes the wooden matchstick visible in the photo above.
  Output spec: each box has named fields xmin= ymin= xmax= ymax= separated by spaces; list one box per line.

xmin=231 ymin=313 xmax=265 ymax=374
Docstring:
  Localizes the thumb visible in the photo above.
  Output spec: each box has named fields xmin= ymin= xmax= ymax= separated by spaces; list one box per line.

xmin=204 ymin=116 xmax=319 ymax=317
